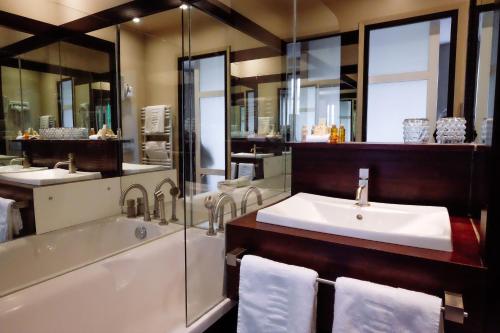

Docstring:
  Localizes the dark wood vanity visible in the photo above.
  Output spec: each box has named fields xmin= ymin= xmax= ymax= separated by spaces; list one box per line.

xmin=226 ymin=143 xmax=490 ymax=333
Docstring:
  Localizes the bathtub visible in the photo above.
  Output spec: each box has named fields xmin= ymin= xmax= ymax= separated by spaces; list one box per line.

xmin=0 ymin=225 xmax=232 ymax=333
xmin=0 ymin=217 xmax=183 ymax=297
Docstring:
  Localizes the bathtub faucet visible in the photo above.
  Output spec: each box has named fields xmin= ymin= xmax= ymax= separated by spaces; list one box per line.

xmin=213 ymin=193 xmax=237 ymax=233
xmin=241 ymin=186 xmax=263 ymax=215
xmin=120 ymin=184 xmax=151 ymax=222
xmin=153 ymin=177 xmax=179 ymax=223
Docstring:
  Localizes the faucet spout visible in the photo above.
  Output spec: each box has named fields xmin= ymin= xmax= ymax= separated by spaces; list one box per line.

xmin=213 ymin=193 xmax=237 ymax=233
xmin=355 ymin=168 xmax=370 ymax=207
xmin=241 ymin=186 xmax=263 ymax=215
xmin=120 ymin=184 xmax=151 ymax=221
xmin=54 ymin=153 xmax=76 ymax=173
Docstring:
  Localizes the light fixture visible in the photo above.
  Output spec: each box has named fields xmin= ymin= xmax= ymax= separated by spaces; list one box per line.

xmin=132 ymin=17 xmax=141 ymax=23
xmin=180 ymin=4 xmax=188 ymax=10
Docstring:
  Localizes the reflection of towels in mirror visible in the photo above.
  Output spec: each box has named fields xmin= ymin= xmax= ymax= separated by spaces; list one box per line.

xmin=258 ymin=116 xmax=272 ymax=135
xmin=238 ymin=163 xmax=255 ymax=179
xmin=39 ymin=115 xmax=56 ymax=129
xmin=144 ymin=105 xmax=165 ymax=134
xmin=145 ymin=141 xmax=168 ymax=160
xmin=0 ymin=198 xmax=23 ymax=243
xmin=231 ymin=162 xmax=237 ymax=179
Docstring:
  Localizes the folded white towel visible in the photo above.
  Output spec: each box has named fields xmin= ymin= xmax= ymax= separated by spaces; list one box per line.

xmin=0 ymin=198 xmax=23 ymax=242
xmin=333 ymin=277 xmax=442 ymax=333
xmin=144 ymin=105 xmax=165 ymax=134
xmin=237 ymin=255 xmax=318 ymax=333
xmin=231 ymin=162 xmax=237 ymax=180
xmin=305 ymin=134 xmax=330 ymax=143
xmin=145 ymin=141 xmax=168 ymax=160
xmin=238 ymin=163 xmax=255 ymax=179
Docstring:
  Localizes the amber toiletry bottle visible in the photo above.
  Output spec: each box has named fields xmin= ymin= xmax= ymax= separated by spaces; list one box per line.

xmin=329 ymin=125 xmax=338 ymax=144
xmin=339 ymin=125 xmax=346 ymax=143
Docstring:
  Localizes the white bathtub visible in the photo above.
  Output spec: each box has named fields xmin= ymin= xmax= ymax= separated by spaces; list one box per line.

xmin=0 ymin=226 xmax=232 ymax=333
xmin=0 ymin=217 xmax=183 ymax=297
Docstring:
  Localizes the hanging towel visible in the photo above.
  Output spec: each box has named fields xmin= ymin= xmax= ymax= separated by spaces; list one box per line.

xmin=231 ymin=162 xmax=237 ymax=180
xmin=238 ymin=163 xmax=255 ymax=179
xmin=145 ymin=141 xmax=168 ymax=160
xmin=332 ymin=277 xmax=442 ymax=333
xmin=144 ymin=105 xmax=165 ymax=134
xmin=237 ymin=255 xmax=318 ymax=333
xmin=0 ymin=198 xmax=23 ymax=243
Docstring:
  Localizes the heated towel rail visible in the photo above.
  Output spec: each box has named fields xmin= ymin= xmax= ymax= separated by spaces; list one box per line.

xmin=226 ymin=247 xmax=468 ymax=324
xmin=140 ymin=106 xmax=173 ymax=168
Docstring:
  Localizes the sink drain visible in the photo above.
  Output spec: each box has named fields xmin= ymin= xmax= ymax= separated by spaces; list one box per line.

xmin=135 ymin=226 xmax=147 ymax=240
xmin=356 ymin=214 xmax=363 ymax=221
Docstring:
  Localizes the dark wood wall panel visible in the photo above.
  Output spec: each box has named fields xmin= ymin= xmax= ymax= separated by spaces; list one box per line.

xmin=291 ymin=143 xmax=489 ymax=216
xmin=21 ymin=140 xmax=122 ymax=177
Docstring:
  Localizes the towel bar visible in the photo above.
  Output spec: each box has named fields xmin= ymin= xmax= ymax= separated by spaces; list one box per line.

xmin=226 ymin=247 xmax=468 ymax=324
xmin=12 ymin=200 xmax=29 ymax=209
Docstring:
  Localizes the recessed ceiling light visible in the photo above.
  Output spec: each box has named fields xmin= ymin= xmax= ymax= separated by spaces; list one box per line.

xmin=180 ymin=4 xmax=188 ymax=10
xmin=132 ymin=17 xmax=141 ymax=23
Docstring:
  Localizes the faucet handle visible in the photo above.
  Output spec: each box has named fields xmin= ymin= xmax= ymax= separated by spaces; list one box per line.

xmin=359 ymin=168 xmax=369 ymax=180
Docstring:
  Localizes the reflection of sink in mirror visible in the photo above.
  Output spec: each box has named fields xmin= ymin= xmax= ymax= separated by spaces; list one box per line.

xmin=0 ymin=155 xmax=18 ymax=166
xmin=122 ymin=163 xmax=168 ymax=175
xmin=231 ymin=152 xmax=274 ymax=158
xmin=257 ymin=193 xmax=452 ymax=252
xmin=0 ymin=169 xmax=102 ymax=186
xmin=0 ymin=165 xmax=48 ymax=174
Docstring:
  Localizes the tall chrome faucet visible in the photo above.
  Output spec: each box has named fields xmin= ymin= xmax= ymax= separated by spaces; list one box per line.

xmin=355 ymin=168 xmax=369 ymax=207
xmin=212 ymin=193 xmax=237 ymax=234
xmin=54 ymin=153 xmax=76 ymax=173
xmin=120 ymin=184 xmax=151 ymax=221
xmin=241 ymin=186 xmax=263 ymax=215
xmin=153 ymin=177 xmax=179 ymax=223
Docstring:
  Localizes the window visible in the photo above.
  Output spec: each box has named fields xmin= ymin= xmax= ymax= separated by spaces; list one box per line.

xmin=364 ymin=13 xmax=456 ymax=142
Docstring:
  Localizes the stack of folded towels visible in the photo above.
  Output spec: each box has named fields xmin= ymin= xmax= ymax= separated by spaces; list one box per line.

xmin=237 ymin=256 xmax=442 ymax=333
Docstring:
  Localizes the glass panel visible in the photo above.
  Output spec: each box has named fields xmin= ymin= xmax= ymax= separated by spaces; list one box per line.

xmin=475 ymin=10 xmax=499 ymax=145
xmin=200 ymin=96 xmax=225 ymax=170
xmin=366 ymin=17 xmax=453 ymax=142
xmin=200 ymin=56 xmax=225 ymax=92
xmin=367 ymin=80 xmax=428 ymax=142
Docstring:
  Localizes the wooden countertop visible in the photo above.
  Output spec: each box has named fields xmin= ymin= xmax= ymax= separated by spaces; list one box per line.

xmin=228 ymin=212 xmax=485 ymax=270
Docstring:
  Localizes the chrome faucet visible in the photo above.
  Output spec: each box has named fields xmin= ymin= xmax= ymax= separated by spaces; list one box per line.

xmin=355 ymin=168 xmax=369 ymax=207
xmin=10 ymin=152 xmax=31 ymax=169
xmin=213 ymin=193 xmax=237 ymax=233
xmin=120 ymin=184 xmax=151 ymax=222
xmin=153 ymin=177 xmax=179 ymax=223
xmin=241 ymin=186 xmax=263 ymax=215
xmin=54 ymin=153 xmax=77 ymax=173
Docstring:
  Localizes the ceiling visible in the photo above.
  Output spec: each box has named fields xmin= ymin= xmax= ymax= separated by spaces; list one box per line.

xmin=0 ymin=0 xmax=132 ymax=26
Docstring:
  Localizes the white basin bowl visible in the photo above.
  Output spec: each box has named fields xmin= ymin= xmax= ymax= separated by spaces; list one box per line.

xmin=231 ymin=152 xmax=274 ymax=158
xmin=0 ymin=165 xmax=48 ymax=174
xmin=0 ymin=168 xmax=102 ymax=186
xmin=256 ymin=192 xmax=452 ymax=252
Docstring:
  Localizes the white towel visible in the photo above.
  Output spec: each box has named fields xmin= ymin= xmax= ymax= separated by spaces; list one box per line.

xmin=238 ymin=163 xmax=255 ymax=179
xmin=0 ymin=198 xmax=23 ymax=242
xmin=333 ymin=277 xmax=442 ymax=333
xmin=144 ymin=105 xmax=165 ymax=134
xmin=145 ymin=141 xmax=168 ymax=160
xmin=305 ymin=134 xmax=330 ymax=143
xmin=231 ymin=162 xmax=237 ymax=180
xmin=237 ymin=255 xmax=318 ymax=333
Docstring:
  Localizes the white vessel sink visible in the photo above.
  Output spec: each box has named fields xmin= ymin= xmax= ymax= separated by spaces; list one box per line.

xmin=0 ymin=165 xmax=48 ymax=174
xmin=256 ymin=192 xmax=452 ymax=252
xmin=122 ymin=163 xmax=168 ymax=175
xmin=0 ymin=168 xmax=102 ymax=186
xmin=231 ymin=152 xmax=274 ymax=158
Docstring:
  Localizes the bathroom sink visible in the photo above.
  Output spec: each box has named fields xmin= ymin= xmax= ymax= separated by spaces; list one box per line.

xmin=231 ymin=152 xmax=274 ymax=158
xmin=256 ymin=192 xmax=452 ymax=252
xmin=0 ymin=168 xmax=102 ymax=185
xmin=0 ymin=165 xmax=48 ymax=174
xmin=122 ymin=163 xmax=168 ymax=175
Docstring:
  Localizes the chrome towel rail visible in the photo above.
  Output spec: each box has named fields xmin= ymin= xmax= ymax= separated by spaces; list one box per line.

xmin=226 ymin=247 xmax=468 ymax=324
xmin=12 ymin=200 xmax=29 ymax=209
